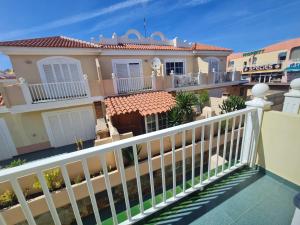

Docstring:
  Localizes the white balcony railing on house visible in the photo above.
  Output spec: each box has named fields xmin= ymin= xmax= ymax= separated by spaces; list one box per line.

xmin=19 ymin=75 xmax=90 ymax=104
xmin=112 ymin=73 xmax=154 ymax=94
xmin=0 ymin=96 xmax=267 ymax=225
xmin=28 ymin=81 xmax=88 ymax=103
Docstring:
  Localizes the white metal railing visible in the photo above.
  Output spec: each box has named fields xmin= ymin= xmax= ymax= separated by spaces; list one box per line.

xmin=0 ymin=107 xmax=260 ymax=225
xmin=112 ymin=74 xmax=153 ymax=94
xmin=173 ymin=73 xmax=199 ymax=88
xmin=213 ymin=71 xmax=235 ymax=84
xmin=28 ymin=81 xmax=88 ymax=103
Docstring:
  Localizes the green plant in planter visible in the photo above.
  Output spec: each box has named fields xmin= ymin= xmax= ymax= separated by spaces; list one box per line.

xmin=219 ymin=96 xmax=246 ymax=114
xmin=5 ymin=159 xmax=26 ymax=168
xmin=122 ymin=144 xmax=142 ymax=166
xmin=0 ymin=190 xmax=17 ymax=208
xmin=33 ymin=168 xmax=64 ymax=191
xmin=196 ymin=90 xmax=209 ymax=112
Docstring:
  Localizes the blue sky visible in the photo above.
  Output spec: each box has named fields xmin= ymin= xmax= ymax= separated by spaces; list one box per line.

xmin=1 ymin=0 xmax=300 ymax=70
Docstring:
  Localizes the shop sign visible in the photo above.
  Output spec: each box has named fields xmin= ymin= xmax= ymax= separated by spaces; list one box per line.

xmin=286 ymin=62 xmax=300 ymax=72
xmin=243 ymin=49 xmax=264 ymax=57
xmin=243 ymin=63 xmax=281 ymax=72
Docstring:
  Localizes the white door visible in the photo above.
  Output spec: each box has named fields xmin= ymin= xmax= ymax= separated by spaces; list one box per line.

xmin=0 ymin=119 xmax=17 ymax=160
xmin=42 ymin=107 xmax=96 ymax=147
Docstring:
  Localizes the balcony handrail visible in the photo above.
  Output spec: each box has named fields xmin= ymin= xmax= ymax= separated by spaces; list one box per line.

xmin=0 ymin=107 xmax=254 ymax=180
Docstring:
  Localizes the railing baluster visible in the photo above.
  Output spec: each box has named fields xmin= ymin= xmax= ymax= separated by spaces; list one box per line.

xmin=0 ymin=213 xmax=7 ymax=225
xmin=200 ymin=126 xmax=205 ymax=184
xmin=146 ymin=141 xmax=156 ymax=208
xmin=36 ymin=171 xmax=61 ymax=225
xmin=182 ymin=130 xmax=186 ymax=192
xmin=191 ymin=128 xmax=195 ymax=188
xmin=60 ymin=165 xmax=83 ymax=225
xmin=234 ymin=114 xmax=243 ymax=166
xmin=11 ymin=178 xmax=37 ymax=225
xmin=99 ymin=154 xmax=118 ymax=225
xmin=222 ymin=119 xmax=229 ymax=173
xmin=215 ymin=120 xmax=221 ymax=177
xmin=171 ymin=134 xmax=176 ymax=198
xmin=228 ymin=117 xmax=236 ymax=169
xmin=207 ymin=123 xmax=214 ymax=180
xmin=81 ymin=159 xmax=102 ymax=225
xmin=116 ymin=149 xmax=132 ymax=221
xmin=160 ymin=137 xmax=166 ymax=203
xmin=133 ymin=144 xmax=144 ymax=214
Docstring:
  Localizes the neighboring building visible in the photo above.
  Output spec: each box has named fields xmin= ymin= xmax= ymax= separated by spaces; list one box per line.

xmin=227 ymin=38 xmax=300 ymax=90
xmin=0 ymin=29 xmax=242 ymax=160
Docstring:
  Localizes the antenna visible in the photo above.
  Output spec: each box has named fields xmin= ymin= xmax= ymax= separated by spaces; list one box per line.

xmin=143 ymin=17 xmax=147 ymax=38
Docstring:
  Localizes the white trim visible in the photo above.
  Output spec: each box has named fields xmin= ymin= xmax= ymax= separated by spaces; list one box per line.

xmin=0 ymin=47 xmax=100 ymax=55
xmin=0 ymin=106 xmax=9 ymax=113
xmin=193 ymin=50 xmax=231 ymax=56
xmin=164 ymin=58 xmax=187 ymax=75
xmin=112 ymin=59 xmax=143 ymax=78
xmin=42 ymin=106 xmax=96 ymax=148
xmin=102 ymin=49 xmax=192 ymax=56
xmin=0 ymin=118 xmax=17 ymax=159
xmin=8 ymin=96 xmax=103 ymax=114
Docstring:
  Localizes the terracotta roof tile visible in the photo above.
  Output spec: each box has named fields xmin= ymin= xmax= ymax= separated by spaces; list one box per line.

xmin=264 ymin=38 xmax=300 ymax=53
xmin=100 ymin=43 xmax=191 ymax=51
xmin=105 ymin=91 xmax=176 ymax=117
xmin=0 ymin=36 xmax=99 ymax=48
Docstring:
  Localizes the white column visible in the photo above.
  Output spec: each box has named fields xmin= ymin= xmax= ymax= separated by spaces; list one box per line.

xmin=19 ymin=77 xmax=32 ymax=104
xmin=232 ymin=68 xmax=236 ymax=82
xmin=83 ymin=74 xmax=91 ymax=98
xmin=212 ymin=68 xmax=216 ymax=84
xmin=151 ymin=71 xmax=157 ymax=90
xmin=241 ymin=83 xmax=272 ymax=166
xmin=197 ymin=70 xmax=201 ymax=85
xmin=112 ymin=73 xmax=118 ymax=94
xmin=170 ymin=70 xmax=175 ymax=88
xmin=283 ymin=78 xmax=300 ymax=114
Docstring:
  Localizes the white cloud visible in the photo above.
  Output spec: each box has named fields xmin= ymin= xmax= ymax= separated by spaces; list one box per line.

xmin=185 ymin=0 xmax=214 ymax=6
xmin=0 ymin=0 xmax=150 ymax=40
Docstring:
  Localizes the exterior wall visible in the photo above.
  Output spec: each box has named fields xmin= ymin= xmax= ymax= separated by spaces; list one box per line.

xmin=9 ymin=55 xmax=100 ymax=83
xmin=0 ymin=104 xmax=95 ymax=155
xmin=99 ymin=55 xmax=197 ymax=80
xmin=257 ymin=111 xmax=300 ymax=185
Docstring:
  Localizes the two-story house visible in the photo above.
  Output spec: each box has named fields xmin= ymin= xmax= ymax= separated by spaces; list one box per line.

xmin=0 ymin=29 xmax=242 ymax=161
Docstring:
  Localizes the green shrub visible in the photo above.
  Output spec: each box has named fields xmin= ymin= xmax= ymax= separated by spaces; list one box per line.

xmin=196 ymin=90 xmax=209 ymax=112
xmin=5 ymin=159 xmax=26 ymax=168
xmin=219 ymin=96 xmax=246 ymax=114
xmin=0 ymin=190 xmax=17 ymax=208
xmin=33 ymin=168 xmax=64 ymax=191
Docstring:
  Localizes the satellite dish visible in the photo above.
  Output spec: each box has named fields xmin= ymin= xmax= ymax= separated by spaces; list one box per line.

xmin=151 ymin=57 xmax=161 ymax=71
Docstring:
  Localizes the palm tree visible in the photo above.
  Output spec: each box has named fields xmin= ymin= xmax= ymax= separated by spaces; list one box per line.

xmin=169 ymin=92 xmax=198 ymax=126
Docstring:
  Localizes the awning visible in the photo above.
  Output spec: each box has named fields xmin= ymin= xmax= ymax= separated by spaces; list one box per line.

xmin=105 ymin=91 xmax=176 ymax=117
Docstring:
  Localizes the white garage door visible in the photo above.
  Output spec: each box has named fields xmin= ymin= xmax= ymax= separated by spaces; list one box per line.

xmin=0 ymin=118 xmax=17 ymax=160
xmin=42 ymin=107 xmax=96 ymax=147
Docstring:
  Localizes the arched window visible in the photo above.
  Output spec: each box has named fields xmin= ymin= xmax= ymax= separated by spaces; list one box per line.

xmin=204 ymin=57 xmax=220 ymax=73
xmin=37 ymin=56 xmax=84 ymax=84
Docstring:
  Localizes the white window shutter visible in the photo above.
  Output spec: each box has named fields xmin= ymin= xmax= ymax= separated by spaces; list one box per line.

xmin=115 ymin=63 xmax=129 ymax=78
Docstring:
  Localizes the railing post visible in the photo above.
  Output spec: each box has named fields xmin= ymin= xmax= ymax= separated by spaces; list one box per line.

xmin=232 ymin=68 xmax=236 ymax=82
xmin=212 ymin=68 xmax=216 ymax=84
xmin=151 ymin=71 xmax=157 ymax=90
xmin=83 ymin=74 xmax=91 ymax=97
xmin=19 ymin=77 xmax=32 ymax=104
xmin=197 ymin=70 xmax=201 ymax=85
xmin=112 ymin=73 xmax=118 ymax=94
xmin=283 ymin=78 xmax=300 ymax=114
xmin=242 ymin=83 xmax=272 ymax=166
xmin=170 ymin=70 xmax=175 ymax=88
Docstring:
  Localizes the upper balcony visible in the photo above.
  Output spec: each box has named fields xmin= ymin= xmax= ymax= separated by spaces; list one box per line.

xmin=0 ymin=82 xmax=299 ymax=225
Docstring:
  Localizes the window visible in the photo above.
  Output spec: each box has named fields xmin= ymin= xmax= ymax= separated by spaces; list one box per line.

xmin=244 ymin=61 xmax=247 ymax=66
xmin=228 ymin=61 xmax=234 ymax=67
xmin=278 ymin=52 xmax=287 ymax=61
xmin=112 ymin=59 xmax=142 ymax=78
xmin=158 ymin=113 xmax=168 ymax=130
xmin=165 ymin=60 xmax=185 ymax=75
xmin=252 ymin=57 xmax=257 ymax=65
xmin=146 ymin=114 xmax=156 ymax=133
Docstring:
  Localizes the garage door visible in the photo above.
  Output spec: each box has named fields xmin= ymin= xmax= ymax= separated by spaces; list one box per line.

xmin=0 ymin=118 xmax=17 ymax=160
xmin=42 ymin=107 xmax=96 ymax=147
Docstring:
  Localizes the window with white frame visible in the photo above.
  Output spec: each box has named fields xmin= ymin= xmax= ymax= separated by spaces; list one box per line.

xmin=146 ymin=114 xmax=156 ymax=133
xmin=165 ymin=59 xmax=185 ymax=75
xmin=112 ymin=59 xmax=142 ymax=78
xmin=158 ymin=112 xmax=168 ymax=130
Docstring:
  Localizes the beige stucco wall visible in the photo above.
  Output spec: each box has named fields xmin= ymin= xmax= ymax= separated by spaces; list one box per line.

xmin=257 ymin=111 xmax=300 ymax=185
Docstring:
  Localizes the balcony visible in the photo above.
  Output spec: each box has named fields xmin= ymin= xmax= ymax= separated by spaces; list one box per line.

xmin=0 ymin=82 xmax=299 ymax=225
